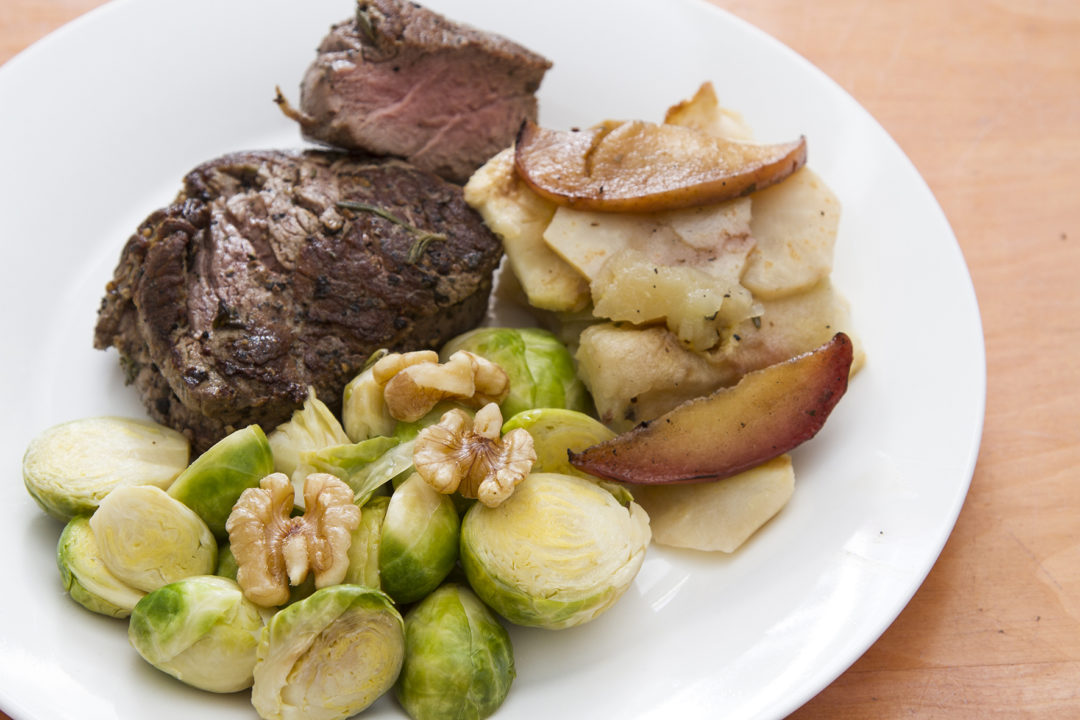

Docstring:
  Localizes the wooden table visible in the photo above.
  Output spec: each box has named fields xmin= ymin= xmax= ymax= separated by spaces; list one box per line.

xmin=2 ymin=1 xmax=1077 ymax=717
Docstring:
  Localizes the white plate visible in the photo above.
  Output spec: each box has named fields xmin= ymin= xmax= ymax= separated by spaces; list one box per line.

xmin=0 ymin=1 xmax=985 ymax=718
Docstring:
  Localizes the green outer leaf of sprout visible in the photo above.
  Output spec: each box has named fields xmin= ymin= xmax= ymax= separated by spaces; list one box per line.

xmin=167 ymin=425 xmax=274 ymax=541
xmin=395 ymin=584 xmax=515 ymax=720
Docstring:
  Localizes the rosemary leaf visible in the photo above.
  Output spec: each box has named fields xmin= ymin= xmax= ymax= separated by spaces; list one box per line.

xmin=337 ymin=200 xmax=446 ymax=263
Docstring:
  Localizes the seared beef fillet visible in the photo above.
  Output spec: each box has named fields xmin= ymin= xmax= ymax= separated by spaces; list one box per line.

xmin=284 ymin=0 xmax=551 ymax=184
xmin=94 ymin=150 xmax=502 ymax=452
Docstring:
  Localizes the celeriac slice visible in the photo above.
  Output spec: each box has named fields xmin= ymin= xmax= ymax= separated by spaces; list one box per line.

xmin=464 ymin=149 xmax=590 ymax=312
xmin=743 ymin=167 xmax=841 ymax=299
xmin=630 ymin=454 xmax=794 ymax=553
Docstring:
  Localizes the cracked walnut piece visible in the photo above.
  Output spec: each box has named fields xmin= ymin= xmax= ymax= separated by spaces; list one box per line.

xmin=226 ymin=472 xmax=361 ymax=607
xmin=413 ymin=403 xmax=537 ymax=508
xmin=376 ymin=350 xmax=510 ymax=423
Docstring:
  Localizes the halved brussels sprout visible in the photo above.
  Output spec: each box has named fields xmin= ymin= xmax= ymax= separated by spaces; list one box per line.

xmin=23 ymin=416 xmax=190 ymax=521
xmin=167 ymin=425 xmax=274 ymax=540
xmin=342 ymin=357 xmax=396 ymax=442
xmin=89 ymin=485 xmax=217 ymax=592
xmin=460 ymin=473 xmax=650 ymax=629
xmin=128 ymin=575 xmax=264 ymax=693
xmin=379 ymin=474 xmax=460 ymax=605
xmin=252 ymin=584 xmax=404 ymax=720
xmin=57 ymin=515 xmax=145 ymax=618
xmin=501 ymin=409 xmax=633 ymax=502
xmin=305 ymin=436 xmax=401 ymax=504
xmin=502 ymin=408 xmax=615 ymax=476
xmin=395 ymin=583 xmax=515 ymax=720
xmin=441 ymin=327 xmax=591 ymax=418
xmin=345 ymin=496 xmax=390 ymax=588
xmin=267 ymin=388 xmax=351 ymax=508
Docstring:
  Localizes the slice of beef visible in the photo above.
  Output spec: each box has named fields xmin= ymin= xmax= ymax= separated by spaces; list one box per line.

xmin=282 ymin=0 xmax=551 ymax=184
xmin=94 ymin=149 xmax=503 ymax=452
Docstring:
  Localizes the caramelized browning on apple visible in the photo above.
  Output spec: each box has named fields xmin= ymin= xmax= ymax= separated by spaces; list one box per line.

xmin=513 ymin=119 xmax=807 ymax=213
xmin=569 ymin=333 xmax=853 ymax=484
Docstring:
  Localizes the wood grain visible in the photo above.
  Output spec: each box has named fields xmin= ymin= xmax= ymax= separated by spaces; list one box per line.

xmin=3 ymin=0 xmax=1078 ymax=718
xmin=713 ymin=2 xmax=1080 ymax=717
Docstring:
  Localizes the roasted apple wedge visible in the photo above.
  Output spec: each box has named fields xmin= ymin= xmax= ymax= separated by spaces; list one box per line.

xmin=514 ymin=118 xmax=806 ymax=213
xmin=569 ymin=332 xmax=853 ymax=484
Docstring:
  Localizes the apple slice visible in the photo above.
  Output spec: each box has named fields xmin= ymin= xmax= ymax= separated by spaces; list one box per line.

xmin=569 ymin=332 xmax=853 ymax=484
xmin=514 ymin=118 xmax=806 ymax=213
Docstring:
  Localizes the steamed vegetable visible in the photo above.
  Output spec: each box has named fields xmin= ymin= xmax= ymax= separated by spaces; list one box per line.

xmin=460 ymin=473 xmax=650 ymax=629
xmin=379 ymin=474 xmax=461 ymax=605
xmin=267 ymin=388 xmax=351 ymax=508
xmin=128 ymin=575 xmax=264 ymax=693
xmin=441 ymin=327 xmax=590 ymax=418
xmin=23 ymin=416 xmax=189 ymax=521
xmin=89 ymin=485 xmax=217 ymax=592
xmin=305 ymin=436 xmax=402 ymax=503
xmin=392 ymin=401 xmax=472 ymax=443
xmin=344 ymin=496 xmax=390 ymax=588
xmin=57 ymin=515 xmax=145 ymax=618
xmin=395 ymin=584 xmax=515 ymax=720
xmin=167 ymin=425 xmax=274 ymax=540
xmin=462 ymin=148 xmax=590 ymax=313
xmin=216 ymin=543 xmax=239 ymax=581
xmin=502 ymin=408 xmax=614 ymax=477
xmin=341 ymin=357 xmax=396 ymax=442
xmin=251 ymin=584 xmax=404 ymax=720
xmin=742 ymin=167 xmax=840 ymax=299
xmin=631 ymin=454 xmax=795 ymax=553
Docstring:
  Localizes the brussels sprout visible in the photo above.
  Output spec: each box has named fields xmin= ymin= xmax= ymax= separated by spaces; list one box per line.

xmin=252 ymin=584 xmax=404 ymax=720
xmin=216 ymin=544 xmax=239 ymax=581
xmin=267 ymin=388 xmax=351 ymax=508
xmin=441 ymin=327 xmax=591 ymax=418
xmin=502 ymin=409 xmax=634 ymax=504
xmin=285 ymin=575 xmax=318 ymax=607
xmin=90 ymin=485 xmax=217 ymax=592
xmin=460 ymin=473 xmax=650 ymax=629
xmin=345 ymin=496 xmax=389 ymax=588
xmin=57 ymin=515 xmax=145 ymax=618
xmin=395 ymin=584 xmax=515 ymax=720
xmin=304 ymin=436 xmax=401 ymax=504
xmin=352 ymin=437 xmax=417 ymax=492
xmin=167 ymin=425 xmax=274 ymax=540
xmin=502 ymin=408 xmax=615 ymax=476
xmin=392 ymin=401 xmax=472 ymax=443
xmin=379 ymin=474 xmax=460 ymax=605
xmin=128 ymin=575 xmax=264 ymax=693
xmin=23 ymin=416 xmax=190 ymax=521
xmin=342 ymin=356 xmax=396 ymax=442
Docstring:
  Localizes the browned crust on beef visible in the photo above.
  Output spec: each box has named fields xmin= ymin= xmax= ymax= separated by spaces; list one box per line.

xmin=94 ymin=149 xmax=502 ymax=451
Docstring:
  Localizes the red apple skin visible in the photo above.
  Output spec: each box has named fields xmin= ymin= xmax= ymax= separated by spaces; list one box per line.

xmin=569 ymin=332 xmax=853 ymax=484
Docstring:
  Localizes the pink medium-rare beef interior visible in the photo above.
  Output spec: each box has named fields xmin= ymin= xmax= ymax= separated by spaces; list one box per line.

xmin=293 ymin=0 xmax=551 ymax=184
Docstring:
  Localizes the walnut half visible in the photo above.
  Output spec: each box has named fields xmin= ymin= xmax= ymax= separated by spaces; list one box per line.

xmin=377 ymin=350 xmax=510 ymax=423
xmin=225 ymin=472 xmax=361 ymax=607
xmin=413 ymin=403 xmax=537 ymax=508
